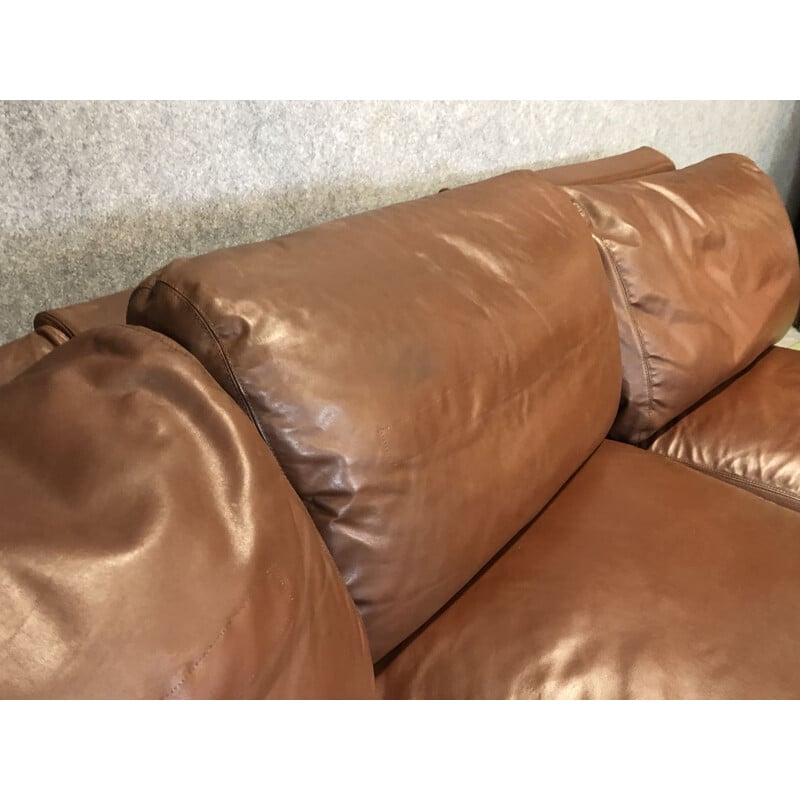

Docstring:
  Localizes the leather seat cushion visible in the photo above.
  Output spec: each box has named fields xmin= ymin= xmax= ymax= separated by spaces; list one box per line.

xmin=377 ymin=440 xmax=800 ymax=699
xmin=649 ymin=346 xmax=800 ymax=512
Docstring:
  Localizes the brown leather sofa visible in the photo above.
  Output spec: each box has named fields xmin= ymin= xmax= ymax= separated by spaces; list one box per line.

xmin=2 ymin=146 xmax=800 ymax=699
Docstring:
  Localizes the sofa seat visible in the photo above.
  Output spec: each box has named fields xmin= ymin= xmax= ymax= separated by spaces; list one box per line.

xmin=649 ymin=347 xmax=800 ymax=512
xmin=377 ymin=440 xmax=800 ymax=699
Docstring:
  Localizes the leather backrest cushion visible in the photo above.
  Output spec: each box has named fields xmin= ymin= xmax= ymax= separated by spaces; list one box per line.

xmin=0 ymin=325 xmax=373 ymax=698
xmin=564 ymin=154 xmax=800 ymax=445
xmin=128 ymin=171 xmax=623 ymax=661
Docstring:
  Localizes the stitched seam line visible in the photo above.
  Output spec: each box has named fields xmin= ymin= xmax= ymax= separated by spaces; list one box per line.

xmin=656 ymin=451 xmax=800 ymax=504
xmin=161 ymin=598 xmax=250 ymax=699
xmin=118 ymin=323 xmax=209 ymax=366
xmin=150 ymin=279 xmax=271 ymax=448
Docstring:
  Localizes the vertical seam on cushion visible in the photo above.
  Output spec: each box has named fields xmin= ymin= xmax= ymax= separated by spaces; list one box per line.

xmin=593 ymin=234 xmax=655 ymax=423
xmin=568 ymin=196 xmax=655 ymax=429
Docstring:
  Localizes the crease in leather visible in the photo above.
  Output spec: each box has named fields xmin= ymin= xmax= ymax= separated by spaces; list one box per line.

xmin=564 ymin=154 xmax=800 ymax=444
xmin=570 ymin=195 xmax=656 ymax=429
xmin=131 ymin=279 xmax=270 ymax=449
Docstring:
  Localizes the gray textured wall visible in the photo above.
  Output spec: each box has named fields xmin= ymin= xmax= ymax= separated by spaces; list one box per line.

xmin=2 ymin=100 xmax=799 ymax=343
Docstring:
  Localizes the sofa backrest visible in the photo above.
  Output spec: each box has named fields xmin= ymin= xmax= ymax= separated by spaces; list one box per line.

xmin=564 ymin=154 xmax=800 ymax=445
xmin=129 ymin=170 xmax=623 ymax=660
xmin=535 ymin=145 xmax=674 ymax=186
xmin=0 ymin=325 xmax=374 ymax=698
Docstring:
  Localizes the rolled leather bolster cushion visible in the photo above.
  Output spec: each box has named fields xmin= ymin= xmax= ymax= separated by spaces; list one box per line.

xmin=0 ymin=325 xmax=374 ymax=699
xmin=128 ymin=170 xmax=623 ymax=661
xmin=564 ymin=154 xmax=800 ymax=445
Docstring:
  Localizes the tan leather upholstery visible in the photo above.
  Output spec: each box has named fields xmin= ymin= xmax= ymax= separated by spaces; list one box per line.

xmin=129 ymin=171 xmax=623 ymax=661
xmin=0 ymin=325 xmax=374 ymax=699
xmin=649 ymin=347 xmax=800 ymax=512
xmin=535 ymin=146 xmax=674 ymax=185
xmin=564 ymin=154 xmax=800 ymax=444
xmin=6 ymin=145 xmax=800 ymax=701
xmin=0 ymin=330 xmax=59 ymax=386
xmin=0 ymin=291 xmax=130 ymax=385
xmin=377 ymin=441 xmax=800 ymax=699
xmin=34 ymin=290 xmax=131 ymax=339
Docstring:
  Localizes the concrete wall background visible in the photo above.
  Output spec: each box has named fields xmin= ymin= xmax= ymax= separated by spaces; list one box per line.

xmin=2 ymin=100 xmax=799 ymax=343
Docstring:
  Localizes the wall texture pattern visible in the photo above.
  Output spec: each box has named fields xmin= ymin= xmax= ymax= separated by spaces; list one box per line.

xmin=1 ymin=100 xmax=799 ymax=343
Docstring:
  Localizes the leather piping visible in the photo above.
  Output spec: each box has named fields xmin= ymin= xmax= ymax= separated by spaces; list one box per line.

xmin=33 ymin=311 xmax=76 ymax=340
xmin=131 ymin=280 xmax=273 ymax=453
xmin=568 ymin=196 xmax=655 ymax=434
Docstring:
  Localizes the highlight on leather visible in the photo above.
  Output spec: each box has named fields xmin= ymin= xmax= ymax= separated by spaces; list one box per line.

xmin=0 ymin=325 xmax=374 ymax=699
xmin=564 ymin=154 xmax=800 ymax=445
xmin=128 ymin=170 xmax=623 ymax=661
xmin=377 ymin=441 xmax=800 ymax=699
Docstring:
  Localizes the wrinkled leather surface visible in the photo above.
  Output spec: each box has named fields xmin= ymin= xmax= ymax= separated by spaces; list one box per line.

xmin=34 ymin=289 xmax=130 ymax=339
xmin=0 ymin=325 xmax=373 ymax=699
xmin=0 ymin=330 xmax=59 ymax=386
xmin=536 ymin=146 xmax=674 ymax=186
xmin=565 ymin=154 xmax=800 ymax=444
xmin=650 ymin=347 xmax=800 ymax=512
xmin=129 ymin=171 xmax=622 ymax=661
xmin=377 ymin=441 xmax=800 ymax=699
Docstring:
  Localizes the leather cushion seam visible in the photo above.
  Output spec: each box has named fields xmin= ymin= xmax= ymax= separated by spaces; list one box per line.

xmin=161 ymin=597 xmax=251 ymax=699
xmin=656 ymin=450 xmax=800 ymax=506
xmin=149 ymin=278 xmax=271 ymax=448
xmin=568 ymin=195 xmax=655 ymax=429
